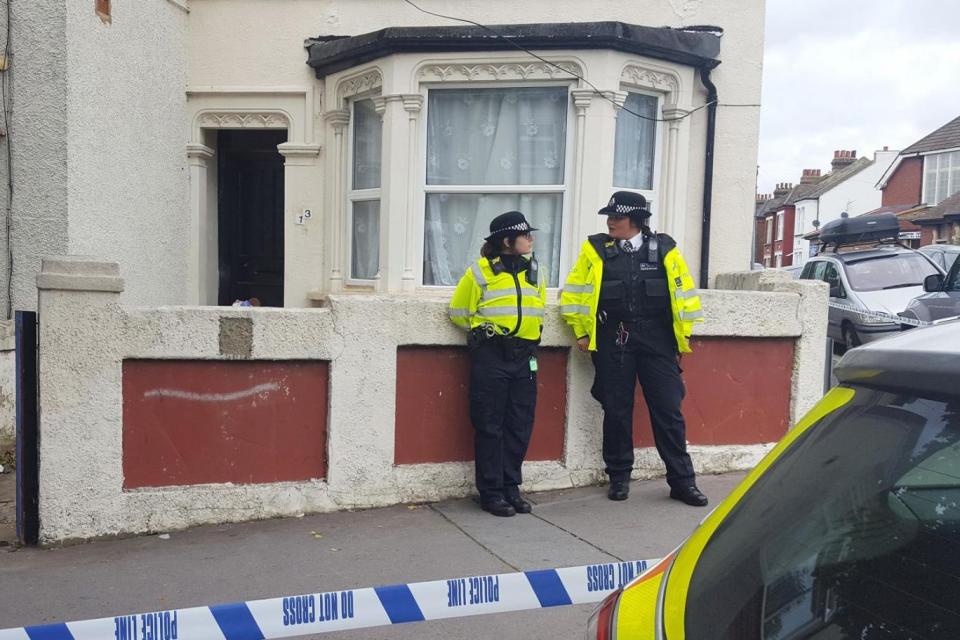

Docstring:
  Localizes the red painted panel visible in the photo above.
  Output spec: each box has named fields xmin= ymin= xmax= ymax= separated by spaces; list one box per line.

xmin=395 ymin=347 xmax=567 ymax=464
xmin=633 ymin=337 xmax=794 ymax=446
xmin=123 ymin=360 xmax=329 ymax=488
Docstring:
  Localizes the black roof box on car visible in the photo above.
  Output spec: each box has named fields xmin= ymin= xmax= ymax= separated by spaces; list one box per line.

xmin=819 ymin=212 xmax=900 ymax=249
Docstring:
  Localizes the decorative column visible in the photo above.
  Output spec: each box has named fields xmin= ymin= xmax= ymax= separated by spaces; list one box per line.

xmin=661 ymin=104 xmax=688 ymax=247
xmin=570 ymin=90 xmax=594 ymax=251
xmin=277 ymin=142 xmax=322 ymax=307
xmin=376 ymin=94 xmax=415 ymax=292
xmin=400 ymin=95 xmax=424 ymax=291
xmin=323 ymin=110 xmax=351 ymax=292
xmin=186 ymin=143 xmax=215 ymax=305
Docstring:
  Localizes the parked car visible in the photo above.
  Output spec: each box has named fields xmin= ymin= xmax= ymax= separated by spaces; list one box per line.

xmin=918 ymin=243 xmax=960 ymax=273
xmin=586 ymin=320 xmax=960 ymax=640
xmin=777 ymin=264 xmax=803 ymax=279
xmin=901 ymin=249 xmax=960 ymax=325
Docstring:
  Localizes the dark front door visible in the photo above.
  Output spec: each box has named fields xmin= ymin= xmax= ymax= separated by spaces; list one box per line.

xmin=218 ymin=129 xmax=287 ymax=307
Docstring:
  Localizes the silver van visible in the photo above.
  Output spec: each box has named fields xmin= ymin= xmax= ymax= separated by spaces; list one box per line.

xmin=799 ymin=247 xmax=942 ymax=350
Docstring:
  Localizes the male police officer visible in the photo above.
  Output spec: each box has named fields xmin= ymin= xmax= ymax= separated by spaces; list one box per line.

xmin=560 ymin=192 xmax=707 ymax=505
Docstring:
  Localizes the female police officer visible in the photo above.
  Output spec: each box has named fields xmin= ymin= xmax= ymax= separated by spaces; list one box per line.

xmin=560 ymin=192 xmax=707 ymax=506
xmin=448 ymin=211 xmax=547 ymax=517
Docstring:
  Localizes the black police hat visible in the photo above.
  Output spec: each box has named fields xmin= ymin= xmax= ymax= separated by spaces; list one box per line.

xmin=597 ymin=191 xmax=652 ymax=218
xmin=484 ymin=210 xmax=539 ymax=242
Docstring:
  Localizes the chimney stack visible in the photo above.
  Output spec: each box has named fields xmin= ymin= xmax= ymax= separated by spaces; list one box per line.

xmin=831 ymin=149 xmax=857 ymax=170
xmin=772 ymin=182 xmax=793 ymax=198
xmin=755 ymin=193 xmax=770 ymax=204
xmin=799 ymin=169 xmax=822 ymax=184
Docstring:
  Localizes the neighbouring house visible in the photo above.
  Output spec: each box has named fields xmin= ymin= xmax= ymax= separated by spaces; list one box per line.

xmin=876 ymin=114 xmax=960 ymax=245
xmin=790 ymin=148 xmax=899 ymax=266
xmin=755 ymin=182 xmax=792 ymax=268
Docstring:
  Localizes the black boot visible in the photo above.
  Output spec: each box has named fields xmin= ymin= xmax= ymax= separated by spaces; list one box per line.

xmin=481 ymin=497 xmax=517 ymax=517
xmin=669 ymin=485 xmax=708 ymax=507
xmin=607 ymin=479 xmax=630 ymax=501
xmin=505 ymin=493 xmax=532 ymax=514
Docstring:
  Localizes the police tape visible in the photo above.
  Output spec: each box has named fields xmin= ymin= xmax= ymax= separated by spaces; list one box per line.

xmin=0 ymin=558 xmax=657 ymax=640
xmin=826 ymin=301 xmax=930 ymax=327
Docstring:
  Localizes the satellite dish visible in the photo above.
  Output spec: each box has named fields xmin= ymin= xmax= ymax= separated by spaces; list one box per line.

xmin=812 ymin=219 xmax=820 ymax=228
xmin=840 ymin=211 xmax=850 ymax=219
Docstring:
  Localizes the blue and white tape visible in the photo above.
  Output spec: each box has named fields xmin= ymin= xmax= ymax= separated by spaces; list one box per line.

xmin=0 ymin=559 xmax=656 ymax=640
xmin=827 ymin=301 xmax=931 ymax=327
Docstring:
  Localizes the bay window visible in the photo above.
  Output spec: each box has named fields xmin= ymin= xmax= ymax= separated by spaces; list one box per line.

xmin=612 ymin=91 xmax=659 ymax=199
xmin=923 ymin=150 xmax=960 ymax=205
xmin=422 ymin=86 xmax=569 ymax=287
xmin=349 ymin=98 xmax=382 ymax=281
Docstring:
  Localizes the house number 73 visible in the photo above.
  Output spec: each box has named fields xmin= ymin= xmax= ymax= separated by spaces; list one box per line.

xmin=295 ymin=209 xmax=313 ymax=225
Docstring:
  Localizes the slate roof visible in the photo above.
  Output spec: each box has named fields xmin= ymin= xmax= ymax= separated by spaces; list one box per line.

xmin=901 ymin=114 xmax=960 ymax=155
xmin=305 ymin=22 xmax=721 ymax=77
xmin=912 ymin=190 xmax=960 ymax=223
xmin=792 ymin=157 xmax=874 ymax=201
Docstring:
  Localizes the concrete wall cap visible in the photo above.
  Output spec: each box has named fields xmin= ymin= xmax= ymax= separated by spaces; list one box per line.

xmin=37 ymin=256 xmax=124 ymax=292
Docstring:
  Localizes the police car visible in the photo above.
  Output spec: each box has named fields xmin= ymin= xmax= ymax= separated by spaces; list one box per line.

xmin=587 ymin=320 xmax=960 ymax=639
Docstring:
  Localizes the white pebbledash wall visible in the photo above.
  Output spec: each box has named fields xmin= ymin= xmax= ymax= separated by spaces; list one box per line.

xmin=8 ymin=0 xmax=189 ymax=314
xmin=36 ymin=257 xmax=826 ymax=544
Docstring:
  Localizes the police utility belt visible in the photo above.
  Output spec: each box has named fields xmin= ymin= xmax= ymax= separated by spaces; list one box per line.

xmin=467 ymin=324 xmax=538 ymax=361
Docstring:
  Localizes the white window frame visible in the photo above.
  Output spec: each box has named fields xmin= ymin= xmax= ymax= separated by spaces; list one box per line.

xmin=611 ymin=88 xmax=664 ymax=223
xmin=346 ymin=95 xmax=382 ymax=286
xmin=766 ymin=218 xmax=774 ymax=244
xmin=416 ymin=80 xmax=577 ymax=290
xmin=922 ymin=149 xmax=960 ymax=206
xmin=795 ymin=206 xmax=805 ymax=235
xmin=776 ymin=212 xmax=784 ymax=241
xmin=774 ymin=251 xmax=782 ymax=268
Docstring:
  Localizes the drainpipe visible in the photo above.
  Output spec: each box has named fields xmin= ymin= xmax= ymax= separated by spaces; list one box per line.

xmin=698 ymin=65 xmax=718 ymax=288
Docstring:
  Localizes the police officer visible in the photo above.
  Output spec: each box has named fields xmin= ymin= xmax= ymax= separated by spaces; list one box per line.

xmin=448 ymin=211 xmax=547 ymax=517
xmin=561 ymin=192 xmax=707 ymax=506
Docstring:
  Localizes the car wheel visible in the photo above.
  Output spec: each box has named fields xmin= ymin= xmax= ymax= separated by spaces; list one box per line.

xmin=842 ymin=323 xmax=861 ymax=351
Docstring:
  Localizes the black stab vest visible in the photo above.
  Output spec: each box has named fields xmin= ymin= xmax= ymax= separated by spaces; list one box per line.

xmin=593 ymin=235 xmax=670 ymax=322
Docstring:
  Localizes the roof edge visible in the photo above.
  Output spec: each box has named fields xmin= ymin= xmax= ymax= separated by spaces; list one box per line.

xmin=305 ymin=21 xmax=722 ymax=78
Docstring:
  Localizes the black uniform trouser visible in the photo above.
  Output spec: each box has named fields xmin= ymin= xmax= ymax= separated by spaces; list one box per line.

xmin=469 ymin=339 xmax=537 ymax=503
xmin=591 ymin=318 xmax=695 ymax=489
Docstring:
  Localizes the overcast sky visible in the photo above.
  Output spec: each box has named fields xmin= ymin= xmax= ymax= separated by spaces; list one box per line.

xmin=757 ymin=0 xmax=960 ymax=195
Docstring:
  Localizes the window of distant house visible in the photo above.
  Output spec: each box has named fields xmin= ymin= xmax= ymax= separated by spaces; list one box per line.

xmin=766 ymin=219 xmax=774 ymax=244
xmin=775 ymin=252 xmax=782 ymax=268
xmin=923 ymin=150 xmax=960 ymax=205
xmin=613 ymin=92 xmax=660 ymax=215
xmin=348 ymin=98 xmax=382 ymax=281
xmin=776 ymin=212 xmax=784 ymax=241
xmin=422 ymin=86 xmax=569 ymax=287
xmin=795 ymin=206 xmax=805 ymax=234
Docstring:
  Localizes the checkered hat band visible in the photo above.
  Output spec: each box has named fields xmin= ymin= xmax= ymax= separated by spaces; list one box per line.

xmin=613 ymin=204 xmax=644 ymax=214
xmin=495 ymin=222 xmax=530 ymax=233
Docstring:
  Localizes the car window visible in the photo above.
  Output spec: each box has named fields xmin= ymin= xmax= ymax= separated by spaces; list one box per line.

xmin=946 ymin=251 xmax=960 ymax=276
xmin=684 ymin=389 xmax=960 ymax=640
xmin=822 ymin=263 xmax=843 ymax=296
xmin=801 ymin=261 xmax=826 ymax=281
xmin=843 ymin=253 xmax=940 ymax=292
xmin=946 ymin=259 xmax=960 ymax=293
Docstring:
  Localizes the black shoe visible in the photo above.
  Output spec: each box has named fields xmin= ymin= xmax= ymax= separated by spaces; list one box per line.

xmin=505 ymin=494 xmax=532 ymax=514
xmin=670 ymin=485 xmax=708 ymax=507
xmin=607 ymin=480 xmax=630 ymax=501
xmin=481 ymin=498 xmax=517 ymax=517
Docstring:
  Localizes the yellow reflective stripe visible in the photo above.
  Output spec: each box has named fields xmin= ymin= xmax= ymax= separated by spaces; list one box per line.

xmin=681 ymin=309 xmax=704 ymax=321
xmin=481 ymin=287 xmax=538 ymax=303
xmin=447 ymin=308 xmax=472 ymax=317
xmin=674 ymin=288 xmax=698 ymax=299
xmin=470 ymin=262 xmax=488 ymax=288
xmin=560 ymin=304 xmax=591 ymax=315
xmin=563 ymin=283 xmax=595 ymax=294
xmin=477 ymin=306 xmax=545 ymax=318
xmin=661 ymin=387 xmax=857 ymax=639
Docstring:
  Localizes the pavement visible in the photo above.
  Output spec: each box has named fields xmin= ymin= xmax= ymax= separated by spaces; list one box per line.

xmin=0 ymin=472 xmax=745 ymax=638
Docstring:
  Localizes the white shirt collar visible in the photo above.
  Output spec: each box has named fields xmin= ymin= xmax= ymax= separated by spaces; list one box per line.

xmin=621 ymin=231 xmax=645 ymax=250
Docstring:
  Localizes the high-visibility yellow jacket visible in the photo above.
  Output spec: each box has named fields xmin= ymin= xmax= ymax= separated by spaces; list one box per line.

xmin=448 ymin=256 xmax=547 ymax=341
xmin=560 ymin=234 xmax=703 ymax=353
